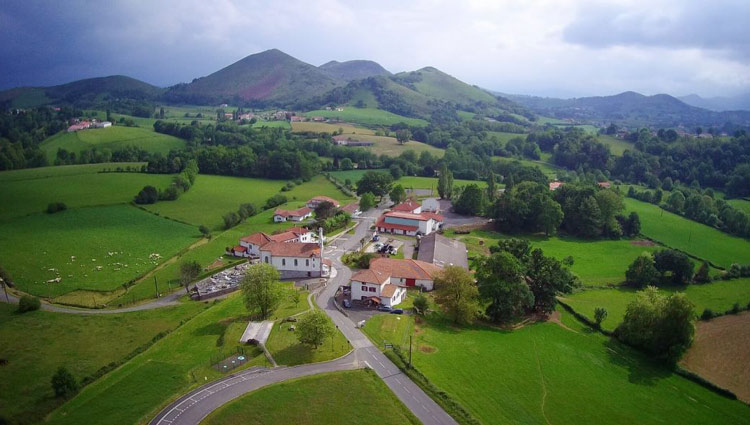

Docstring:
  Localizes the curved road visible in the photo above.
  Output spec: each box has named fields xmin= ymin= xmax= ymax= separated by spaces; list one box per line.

xmin=0 ymin=290 xmax=182 ymax=314
xmin=149 ymin=205 xmax=458 ymax=425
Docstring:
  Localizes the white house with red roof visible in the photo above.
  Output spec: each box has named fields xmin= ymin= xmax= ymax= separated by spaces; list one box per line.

xmin=306 ymin=196 xmax=340 ymax=209
xmin=392 ymin=200 xmax=421 ymax=214
xmin=234 ymin=227 xmax=314 ymax=257
xmin=369 ymin=258 xmax=441 ymax=291
xmin=350 ymin=269 xmax=406 ymax=307
xmin=273 ymin=206 xmax=312 ymax=222
xmin=231 ymin=227 xmax=324 ymax=278
xmin=341 ymin=202 xmax=360 ymax=217
xmin=375 ymin=211 xmax=443 ymax=236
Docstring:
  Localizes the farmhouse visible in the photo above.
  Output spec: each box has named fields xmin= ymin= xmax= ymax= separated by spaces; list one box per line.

xmin=421 ymin=198 xmax=440 ymax=213
xmin=67 ymin=120 xmax=91 ymax=132
xmin=332 ymin=135 xmax=375 ymax=147
xmin=231 ymin=228 xmax=324 ymax=278
xmin=597 ymin=181 xmax=612 ymax=189
xmin=417 ymin=233 xmax=468 ymax=269
xmin=549 ymin=181 xmax=565 ymax=191
xmin=273 ymin=206 xmax=312 ymax=222
xmin=92 ymin=121 xmax=112 ymax=128
xmin=350 ymin=269 xmax=406 ymax=307
xmin=370 ymin=257 xmax=441 ymax=290
xmin=306 ymin=196 xmax=340 ymax=209
xmin=341 ymin=202 xmax=361 ymax=217
xmin=392 ymin=200 xmax=421 ymax=214
xmin=375 ymin=211 xmax=443 ymax=236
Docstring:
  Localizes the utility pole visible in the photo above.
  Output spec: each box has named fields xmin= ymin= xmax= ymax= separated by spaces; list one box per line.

xmin=154 ymin=276 xmax=159 ymax=298
xmin=409 ymin=335 xmax=413 ymax=368
xmin=0 ymin=277 xmax=8 ymax=303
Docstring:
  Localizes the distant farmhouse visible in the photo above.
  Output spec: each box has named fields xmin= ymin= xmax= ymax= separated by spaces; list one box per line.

xmin=273 ymin=206 xmax=313 ymax=222
xmin=332 ymin=135 xmax=374 ymax=147
xmin=307 ymin=196 xmax=340 ymax=209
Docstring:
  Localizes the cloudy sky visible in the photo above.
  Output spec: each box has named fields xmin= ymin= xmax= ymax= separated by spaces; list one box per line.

xmin=1 ymin=0 xmax=748 ymax=98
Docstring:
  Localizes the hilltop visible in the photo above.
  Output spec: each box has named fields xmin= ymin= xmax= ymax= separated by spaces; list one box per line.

xmin=319 ymin=60 xmax=391 ymax=81
xmin=162 ymin=49 xmax=342 ymax=107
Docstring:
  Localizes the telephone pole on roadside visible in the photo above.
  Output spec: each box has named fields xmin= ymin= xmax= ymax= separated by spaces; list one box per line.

xmin=0 ymin=277 xmax=8 ymax=303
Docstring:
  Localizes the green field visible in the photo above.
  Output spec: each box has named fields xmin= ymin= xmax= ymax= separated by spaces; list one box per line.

xmin=45 ymin=291 xmax=310 ymax=425
xmin=624 ymin=197 xmax=750 ymax=268
xmin=200 ymin=370 xmax=420 ymax=425
xmin=562 ymin=278 xmax=750 ymax=331
xmin=727 ymin=198 xmax=750 ymax=214
xmin=252 ymin=120 xmax=291 ymax=129
xmin=304 ymin=108 xmax=428 ymax=127
xmin=367 ymin=310 xmax=750 ymax=425
xmin=0 ymin=205 xmax=198 ymax=297
xmin=597 ymin=134 xmax=634 ymax=156
xmin=266 ymin=316 xmax=351 ymax=366
xmin=0 ymin=301 xmax=205 ymax=424
xmin=330 ymin=169 xmax=487 ymax=192
xmin=493 ymin=156 xmax=562 ymax=179
xmin=0 ymin=165 xmax=173 ymax=221
xmin=487 ymin=131 xmax=525 ymax=145
xmin=144 ymin=174 xmax=354 ymax=230
xmin=40 ymin=126 xmax=186 ymax=162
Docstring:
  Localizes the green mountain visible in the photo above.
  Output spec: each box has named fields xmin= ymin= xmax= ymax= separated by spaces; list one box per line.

xmin=0 ymin=75 xmax=162 ymax=109
xmin=319 ymin=60 xmax=391 ymax=81
xmin=508 ymin=91 xmax=750 ymax=128
xmin=163 ymin=49 xmax=342 ymax=107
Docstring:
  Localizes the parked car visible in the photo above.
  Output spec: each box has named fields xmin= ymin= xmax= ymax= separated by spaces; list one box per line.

xmin=377 ymin=305 xmax=392 ymax=312
xmin=342 ymin=299 xmax=351 ymax=308
xmin=390 ymin=309 xmax=404 ymax=314
xmin=372 ymin=235 xmax=380 ymax=242
xmin=373 ymin=243 xmax=382 ymax=250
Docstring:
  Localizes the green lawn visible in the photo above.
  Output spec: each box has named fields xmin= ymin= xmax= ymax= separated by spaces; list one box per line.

xmin=252 ymin=120 xmax=291 ymax=129
xmin=446 ymin=229 xmax=670 ymax=286
xmin=597 ymin=134 xmax=635 ymax=156
xmin=0 ymin=301 xmax=205 ymax=424
xmin=45 ymin=294 xmax=266 ymax=425
xmin=200 ymin=370 xmax=420 ymax=425
xmin=40 ymin=126 xmax=186 ymax=162
xmin=0 ymin=165 xmax=173 ymax=221
xmin=370 ymin=310 xmax=750 ymax=425
xmin=562 ymin=278 xmax=750 ymax=331
xmin=624 ymin=197 xmax=750 ymax=268
xmin=493 ymin=156 xmax=562 ymax=179
xmin=144 ymin=174 xmax=354 ymax=230
xmin=266 ymin=315 xmax=351 ymax=366
xmin=0 ymin=205 xmax=198 ymax=297
xmin=303 ymin=108 xmax=428 ymax=127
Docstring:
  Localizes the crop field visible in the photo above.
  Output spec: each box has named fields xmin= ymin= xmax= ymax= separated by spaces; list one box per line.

xmin=144 ymin=174 xmax=354 ymax=230
xmin=40 ymin=126 xmax=186 ymax=162
xmin=681 ymin=311 xmax=750 ymax=403
xmin=561 ymin=278 xmax=750 ymax=331
xmin=0 ymin=301 xmax=205 ymax=424
xmin=597 ymin=134 xmax=635 ymax=155
xmin=368 ymin=310 xmax=750 ymax=425
xmin=0 ymin=166 xmax=173 ymax=221
xmin=45 ymin=293 xmax=272 ymax=425
xmin=303 ymin=108 xmax=428 ymax=127
xmin=623 ymin=197 xmax=750 ymax=268
xmin=445 ymin=229 xmax=671 ymax=286
xmin=200 ymin=370 xmax=420 ymax=425
xmin=0 ymin=205 xmax=198 ymax=297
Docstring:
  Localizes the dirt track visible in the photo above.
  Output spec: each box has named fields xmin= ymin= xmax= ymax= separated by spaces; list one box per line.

xmin=681 ymin=311 xmax=750 ymax=403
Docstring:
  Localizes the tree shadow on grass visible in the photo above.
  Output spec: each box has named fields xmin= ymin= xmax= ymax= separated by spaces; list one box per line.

xmin=604 ymin=338 xmax=672 ymax=386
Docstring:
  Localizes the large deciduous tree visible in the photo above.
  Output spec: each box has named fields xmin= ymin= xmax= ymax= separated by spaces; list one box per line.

xmin=476 ymin=251 xmax=533 ymax=323
xmin=437 ymin=164 xmax=454 ymax=200
xmin=625 ymin=253 xmax=659 ymax=287
xmin=297 ymin=310 xmax=334 ymax=349
xmin=356 ymin=171 xmax=393 ymax=198
xmin=434 ymin=266 xmax=481 ymax=324
xmin=653 ymin=249 xmax=695 ymax=285
xmin=452 ymin=184 xmax=485 ymax=216
xmin=241 ymin=264 xmax=284 ymax=319
xmin=179 ymin=260 xmax=202 ymax=294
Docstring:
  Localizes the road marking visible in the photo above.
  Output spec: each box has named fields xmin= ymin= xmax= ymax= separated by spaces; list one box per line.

xmin=363 ymin=360 xmax=372 ymax=369
xmin=403 ymin=386 xmax=411 ymax=394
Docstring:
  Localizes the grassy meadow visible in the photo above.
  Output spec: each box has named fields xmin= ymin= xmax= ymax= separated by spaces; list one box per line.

xmin=303 ymin=108 xmax=428 ymax=127
xmin=40 ymin=126 xmax=185 ymax=162
xmin=562 ymin=278 xmax=750 ymax=331
xmin=199 ymin=370 xmax=420 ymax=425
xmin=266 ymin=314 xmax=351 ymax=366
xmin=330 ymin=169 xmax=487 ymax=191
xmin=143 ymin=174 xmax=355 ymax=230
xmin=597 ymin=134 xmax=635 ymax=155
xmin=0 ymin=164 xmax=173 ymax=221
xmin=0 ymin=205 xmax=198 ymax=297
xmin=0 ymin=301 xmax=205 ymax=424
xmin=493 ymin=156 xmax=562 ymax=179
xmin=623 ymin=197 xmax=750 ymax=268
xmin=252 ymin=120 xmax=291 ymax=129
xmin=366 ymin=310 xmax=750 ymax=425
xmin=727 ymin=198 xmax=750 ymax=214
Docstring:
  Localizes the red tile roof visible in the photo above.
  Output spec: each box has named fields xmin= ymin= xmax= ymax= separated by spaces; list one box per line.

xmin=351 ymin=268 xmax=390 ymax=284
xmin=308 ymin=196 xmax=340 ymax=207
xmin=380 ymin=284 xmax=399 ymax=297
xmin=392 ymin=200 xmax=420 ymax=212
xmin=382 ymin=211 xmax=443 ymax=222
xmin=341 ymin=202 xmax=359 ymax=214
xmin=370 ymin=258 xmax=442 ymax=280
xmin=240 ymin=232 xmax=272 ymax=246
xmin=274 ymin=207 xmax=312 ymax=217
xmin=233 ymin=245 xmax=247 ymax=253
xmin=260 ymin=242 xmax=320 ymax=258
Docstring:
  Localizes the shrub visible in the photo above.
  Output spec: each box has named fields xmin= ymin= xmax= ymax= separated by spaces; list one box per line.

xmin=700 ymin=308 xmax=715 ymax=320
xmin=413 ymin=293 xmax=429 ymax=315
xmin=17 ymin=295 xmax=41 ymax=313
xmin=729 ymin=302 xmax=741 ymax=315
xmin=51 ymin=366 xmax=78 ymax=398
xmin=46 ymin=202 xmax=67 ymax=214
xmin=134 ymin=185 xmax=159 ymax=204
xmin=264 ymin=194 xmax=287 ymax=210
xmin=199 ymin=225 xmax=211 ymax=238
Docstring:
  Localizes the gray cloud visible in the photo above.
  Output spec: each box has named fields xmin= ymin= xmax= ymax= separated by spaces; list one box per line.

xmin=563 ymin=0 xmax=750 ymax=61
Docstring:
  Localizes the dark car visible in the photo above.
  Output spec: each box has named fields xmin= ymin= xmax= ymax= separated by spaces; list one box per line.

xmin=377 ymin=305 xmax=392 ymax=312
xmin=342 ymin=299 xmax=351 ymax=308
xmin=390 ymin=309 xmax=404 ymax=314
xmin=372 ymin=235 xmax=380 ymax=242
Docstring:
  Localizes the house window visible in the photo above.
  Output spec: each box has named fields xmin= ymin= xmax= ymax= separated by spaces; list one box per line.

xmin=264 ymin=257 xmax=269 ymax=263
xmin=282 ymin=259 xmax=286 ymax=266
xmin=369 ymin=287 xmax=376 ymax=292
xmin=294 ymin=259 xmax=298 ymax=266
xmin=306 ymin=259 xmax=309 ymax=266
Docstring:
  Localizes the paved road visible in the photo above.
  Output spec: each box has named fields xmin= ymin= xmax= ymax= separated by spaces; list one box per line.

xmin=150 ymin=204 xmax=458 ymax=425
xmin=0 ymin=290 xmax=182 ymax=314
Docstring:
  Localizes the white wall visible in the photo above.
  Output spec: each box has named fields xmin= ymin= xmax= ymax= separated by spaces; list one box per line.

xmin=262 ymin=253 xmax=320 ymax=272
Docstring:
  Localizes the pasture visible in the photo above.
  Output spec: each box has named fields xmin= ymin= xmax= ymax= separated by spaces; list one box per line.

xmin=445 ymin=229 xmax=668 ymax=286
xmin=623 ymin=197 xmax=750 ymax=268
xmin=0 ymin=165 xmax=173 ymax=221
xmin=0 ymin=301 xmax=205 ymax=424
xmin=492 ymin=156 xmax=562 ymax=179
xmin=369 ymin=310 xmax=750 ymax=425
xmin=681 ymin=311 xmax=750 ymax=403
xmin=200 ymin=370 xmax=420 ymax=425
xmin=143 ymin=174 xmax=355 ymax=230
xmin=364 ymin=136 xmax=445 ymax=157
xmin=291 ymin=121 xmax=375 ymax=134
xmin=40 ymin=126 xmax=185 ymax=161
xmin=727 ymin=198 xmax=750 ymax=214
xmin=487 ymin=131 xmax=525 ymax=145
xmin=0 ymin=205 xmax=198 ymax=297
xmin=252 ymin=120 xmax=291 ymax=129
xmin=303 ymin=108 xmax=428 ymax=127
xmin=597 ymin=134 xmax=634 ymax=156
xmin=330 ymin=169 xmax=487 ymax=192
xmin=561 ymin=278 xmax=750 ymax=331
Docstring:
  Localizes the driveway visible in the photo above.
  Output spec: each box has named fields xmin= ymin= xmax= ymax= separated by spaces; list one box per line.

xmin=439 ymin=199 xmax=490 ymax=228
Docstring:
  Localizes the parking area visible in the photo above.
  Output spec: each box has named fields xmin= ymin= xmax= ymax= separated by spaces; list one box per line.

xmin=439 ymin=199 xmax=490 ymax=228
xmin=336 ymin=287 xmax=409 ymax=325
